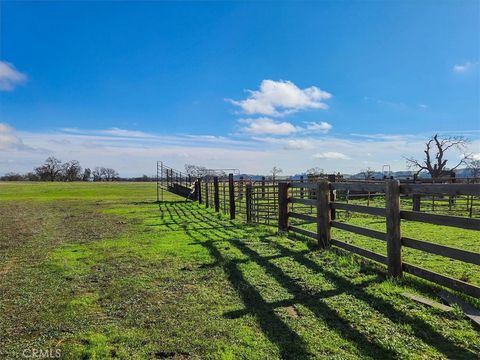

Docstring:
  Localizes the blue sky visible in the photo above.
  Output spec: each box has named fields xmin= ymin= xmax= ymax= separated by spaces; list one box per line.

xmin=1 ymin=1 xmax=479 ymax=176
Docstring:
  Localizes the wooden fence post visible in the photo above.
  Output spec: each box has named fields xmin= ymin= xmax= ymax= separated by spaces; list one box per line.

xmin=316 ymin=180 xmax=331 ymax=249
xmin=299 ymin=175 xmax=304 ymax=199
xmin=278 ymin=182 xmax=289 ymax=232
xmin=246 ymin=183 xmax=252 ymax=223
xmin=328 ymin=174 xmax=336 ymax=220
xmin=205 ymin=179 xmax=209 ymax=208
xmin=261 ymin=176 xmax=266 ymax=199
xmin=386 ymin=179 xmax=402 ymax=277
xmin=412 ymin=194 xmax=421 ymax=212
xmin=214 ymin=176 xmax=220 ymax=212
xmin=239 ymin=176 xmax=244 ymax=198
xmin=197 ymin=178 xmax=202 ymax=204
xmin=228 ymin=173 xmax=236 ymax=220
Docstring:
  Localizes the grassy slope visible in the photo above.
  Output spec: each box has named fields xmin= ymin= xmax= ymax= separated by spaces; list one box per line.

xmin=0 ymin=182 xmax=479 ymax=359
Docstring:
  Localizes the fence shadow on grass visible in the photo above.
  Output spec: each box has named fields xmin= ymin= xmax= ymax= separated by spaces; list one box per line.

xmin=155 ymin=200 xmax=478 ymax=359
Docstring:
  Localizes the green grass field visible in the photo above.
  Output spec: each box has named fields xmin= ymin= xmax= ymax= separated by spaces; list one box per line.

xmin=1 ymin=182 xmax=479 ymax=359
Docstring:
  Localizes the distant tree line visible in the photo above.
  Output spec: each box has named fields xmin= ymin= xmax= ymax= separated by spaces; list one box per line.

xmin=0 ymin=157 xmax=122 ymax=182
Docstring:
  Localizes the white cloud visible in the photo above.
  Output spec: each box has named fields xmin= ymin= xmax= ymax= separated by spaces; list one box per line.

xmin=0 ymin=61 xmax=28 ymax=91
xmin=453 ymin=61 xmax=479 ymax=73
xmin=63 ymin=127 xmax=155 ymax=138
xmin=0 ymin=123 xmax=32 ymax=151
xmin=228 ymin=80 xmax=332 ymax=117
xmin=238 ymin=119 xmax=333 ymax=136
xmin=305 ymin=121 xmax=332 ymax=133
xmin=238 ymin=117 xmax=299 ymax=135
xmin=283 ymin=139 xmax=316 ymax=150
xmin=471 ymin=153 xmax=480 ymax=161
xmin=313 ymin=151 xmax=350 ymax=160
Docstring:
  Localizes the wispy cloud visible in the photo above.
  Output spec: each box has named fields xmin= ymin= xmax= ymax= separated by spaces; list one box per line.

xmin=60 ymin=127 xmax=249 ymax=147
xmin=363 ymin=96 xmax=407 ymax=110
xmin=62 ymin=127 xmax=155 ymax=138
xmin=238 ymin=118 xmax=333 ymax=136
xmin=364 ymin=97 xmax=431 ymax=111
xmin=238 ymin=117 xmax=299 ymax=135
xmin=453 ymin=61 xmax=479 ymax=73
xmin=313 ymin=151 xmax=350 ymax=160
xmin=0 ymin=61 xmax=28 ymax=91
xmin=227 ymin=80 xmax=332 ymax=117
xmin=350 ymin=133 xmax=416 ymax=141
xmin=305 ymin=121 xmax=332 ymax=133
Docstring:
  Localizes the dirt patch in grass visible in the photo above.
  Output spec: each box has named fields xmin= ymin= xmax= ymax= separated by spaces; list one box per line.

xmin=0 ymin=202 xmax=46 ymax=250
xmin=55 ymin=206 xmax=126 ymax=245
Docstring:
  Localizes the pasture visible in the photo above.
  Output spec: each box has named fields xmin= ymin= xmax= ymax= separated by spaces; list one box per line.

xmin=1 ymin=182 xmax=479 ymax=359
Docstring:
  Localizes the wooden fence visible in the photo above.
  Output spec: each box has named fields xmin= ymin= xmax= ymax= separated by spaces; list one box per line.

xmin=281 ymin=180 xmax=480 ymax=298
xmin=156 ymin=163 xmax=479 ymax=298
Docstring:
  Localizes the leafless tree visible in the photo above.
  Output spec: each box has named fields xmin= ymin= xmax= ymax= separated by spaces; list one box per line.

xmin=306 ymin=167 xmax=324 ymax=176
xmin=104 ymin=168 xmax=119 ymax=181
xmin=305 ymin=167 xmax=324 ymax=182
xmin=185 ymin=164 xmax=209 ymax=178
xmin=25 ymin=172 xmax=39 ymax=181
xmin=405 ymin=134 xmax=470 ymax=179
xmin=184 ymin=164 xmax=226 ymax=179
xmin=91 ymin=166 xmax=118 ymax=181
xmin=35 ymin=157 xmax=63 ymax=181
xmin=62 ymin=160 xmax=82 ymax=181
xmin=360 ymin=167 xmax=375 ymax=180
xmin=92 ymin=167 xmax=104 ymax=181
xmin=0 ymin=172 xmax=24 ymax=181
xmin=468 ymin=159 xmax=480 ymax=179
xmin=270 ymin=166 xmax=283 ymax=181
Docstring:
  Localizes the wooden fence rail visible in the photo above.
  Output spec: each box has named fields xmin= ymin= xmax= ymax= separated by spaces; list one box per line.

xmin=280 ymin=179 xmax=480 ymax=298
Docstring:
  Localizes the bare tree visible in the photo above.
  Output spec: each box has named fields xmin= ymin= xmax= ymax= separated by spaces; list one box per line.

xmin=306 ymin=167 xmax=324 ymax=176
xmin=185 ymin=164 xmax=209 ymax=178
xmin=270 ymin=166 xmax=283 ymax=181
xmin=405 ymin=134 xmax=470 ymax=179
xmin=25 ymin=172 xmax=39 ymax=181
xmin=104 ymin=168 xmax=119 ymax=181
xmin=467 ymin=159 xmax=480 ymax=179
xmin=305 ymin=167 xmax=324 ymax=182
xmin=62 ymin=160 xmax=82 ymax=181
xmin=184 ymin=164 xmax=226 ymax=179
xmin=35 ymin=157 xmax=63 ymax=181
xmin=0 ymin=172 xmax=24 ymax=181
xmin=360 ymin=167 xmax=375 ymax=180
xmin=92 ymin=167 xmax=103 ymax=181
